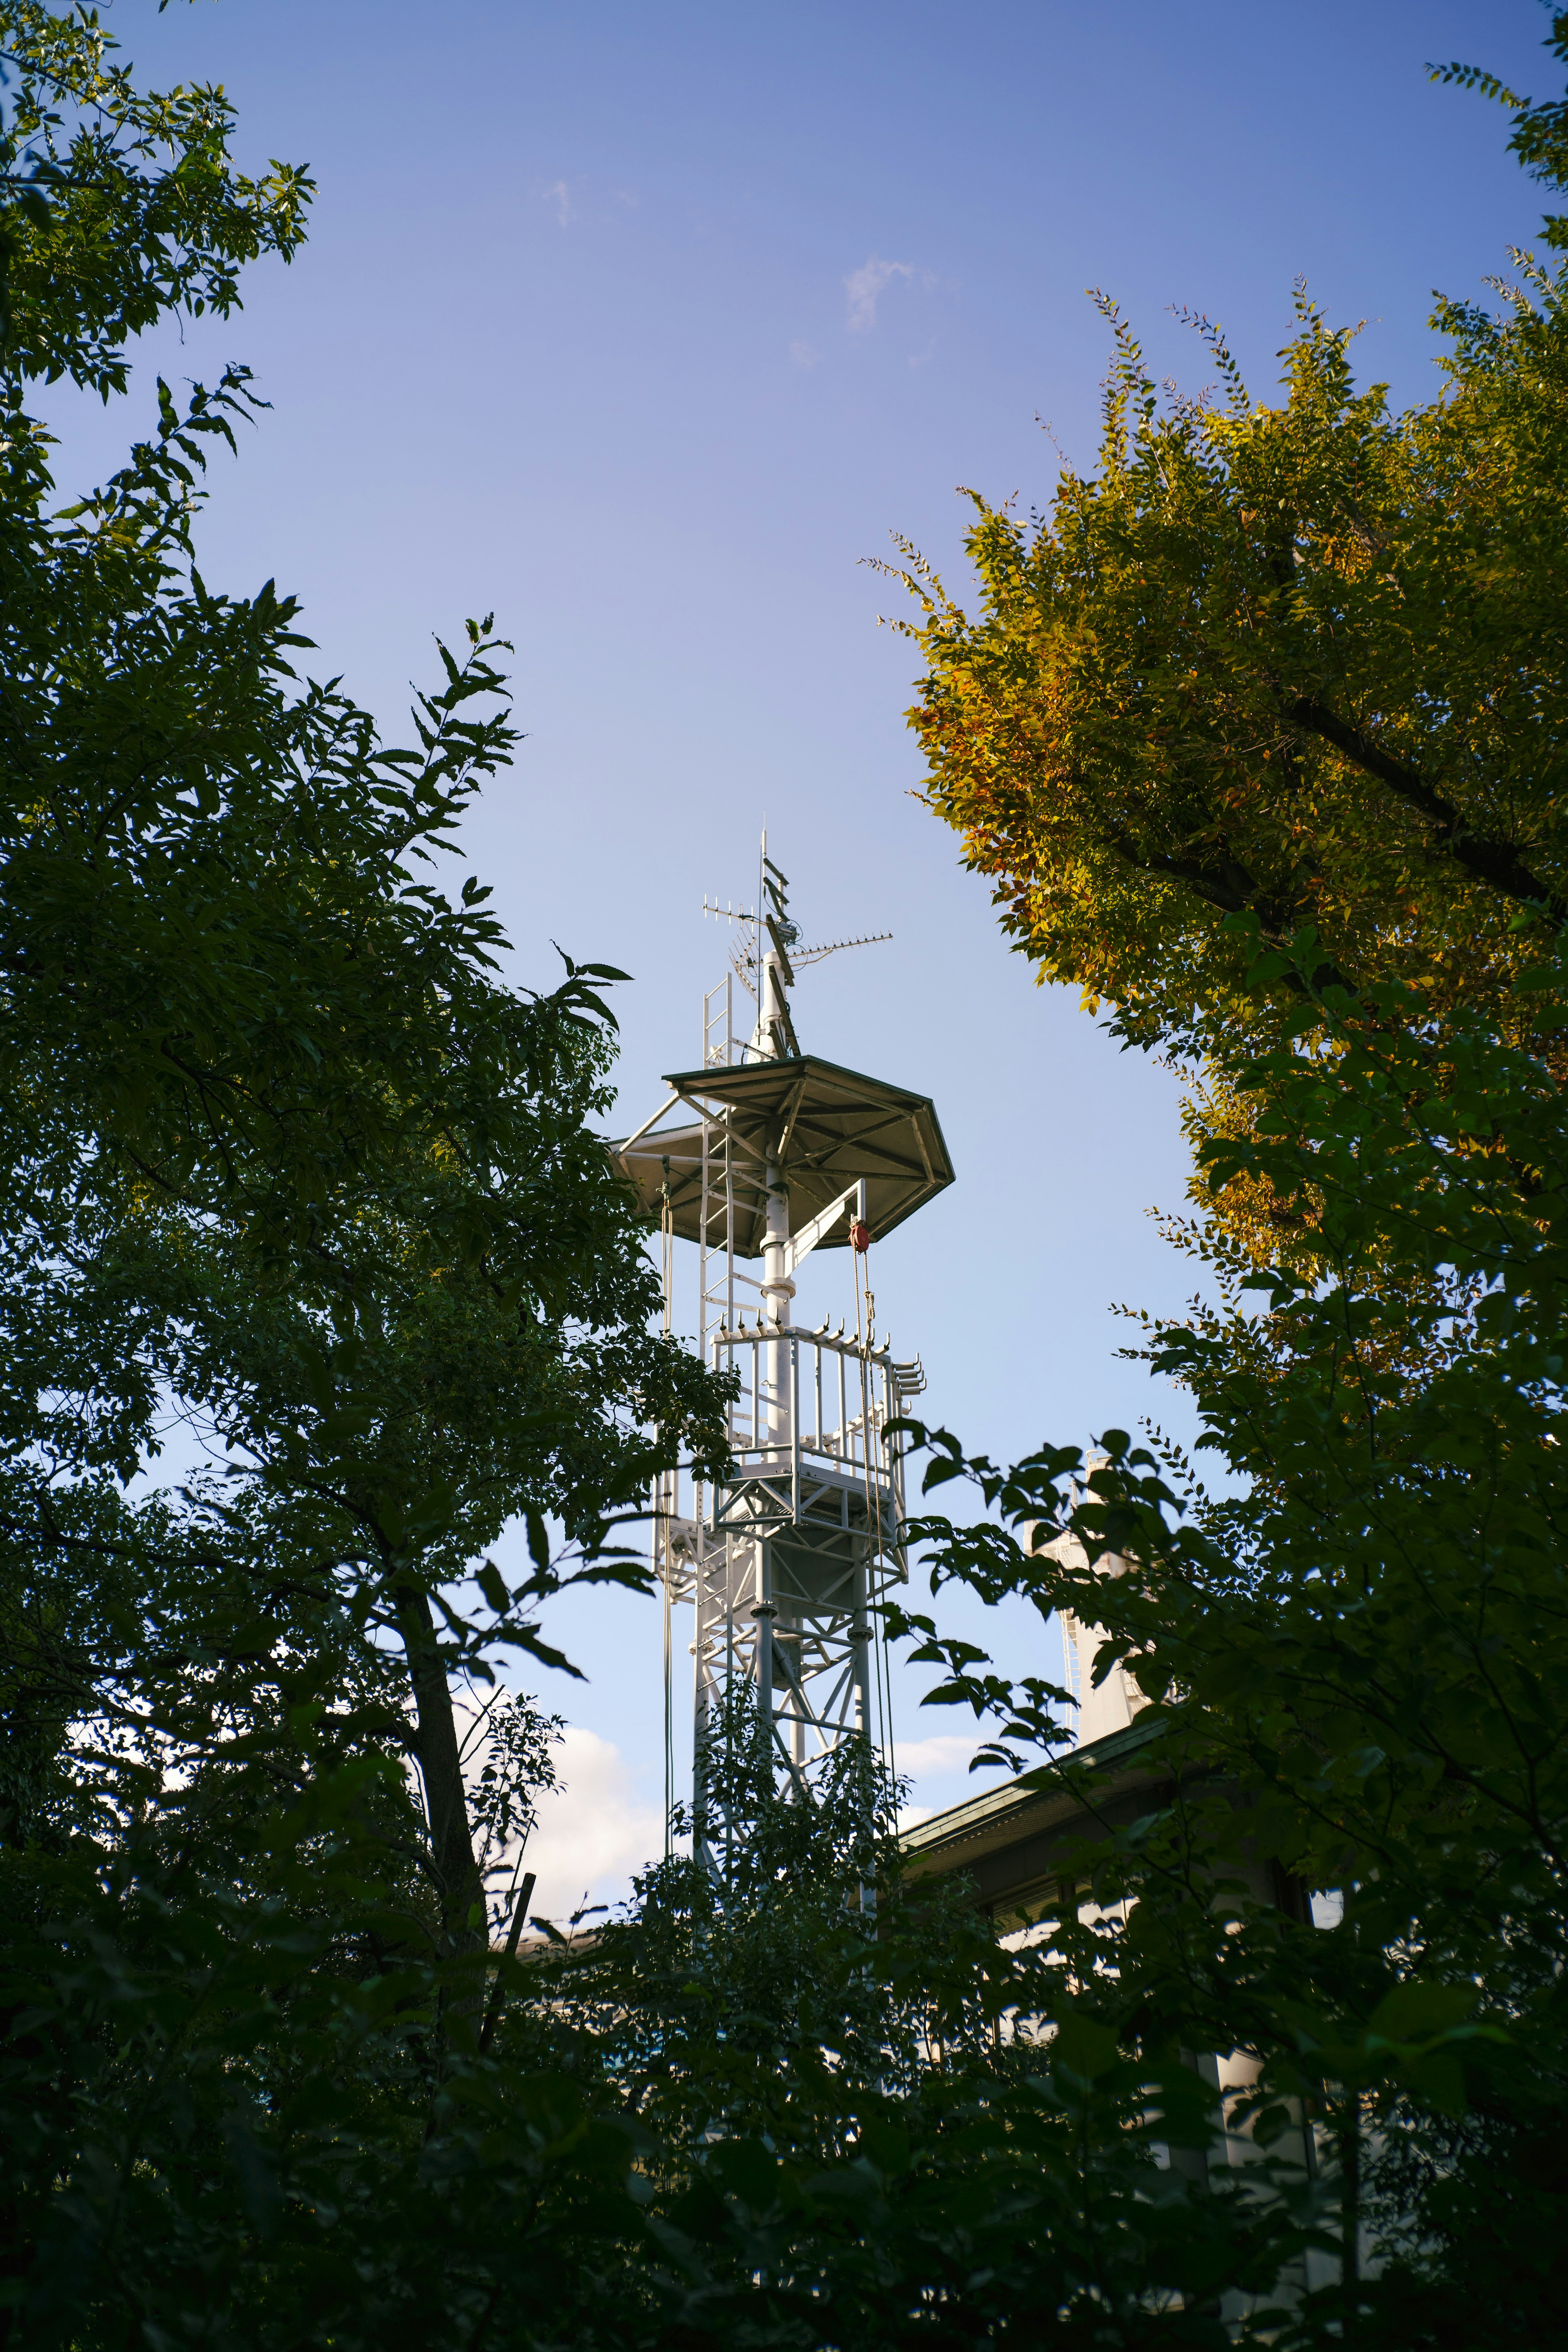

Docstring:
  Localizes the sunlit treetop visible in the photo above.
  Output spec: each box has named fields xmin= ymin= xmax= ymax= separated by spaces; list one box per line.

xmin=0 ymin=0 xmax=312 ymax=396
xmin=895 ymin=18 xmax=1568 ymax=1064
xmin=896 ymin=271 xmax=1568 ymax=1061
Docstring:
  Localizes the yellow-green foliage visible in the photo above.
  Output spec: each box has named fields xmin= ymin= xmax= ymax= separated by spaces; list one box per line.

xmin=898 ymin=275 xmax=1568 ymax=1058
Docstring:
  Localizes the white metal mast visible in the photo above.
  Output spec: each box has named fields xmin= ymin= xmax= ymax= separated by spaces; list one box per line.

xmin=617 ymin=836 xmax=952 ymax=1884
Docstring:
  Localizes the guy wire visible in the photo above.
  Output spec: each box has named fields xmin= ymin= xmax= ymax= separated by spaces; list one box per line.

xmin=853 ymin=1243 xmax=899 ymax=1818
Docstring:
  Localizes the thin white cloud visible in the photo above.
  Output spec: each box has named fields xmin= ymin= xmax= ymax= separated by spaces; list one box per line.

xmin=789 ymin=339 xmax=820 ymax=369
xmin=896 ymin=1730 xmax=986 ymax=1780
xmin=543 ymin=179 xmax=573 ymax=229
xmin=844 ymin=253 xmax=913 ymax=333
xmin=517 ymin=1726 xmax=662 ymax=1923
xmin=895 ymin=1730 xmax=1007 ymax=1832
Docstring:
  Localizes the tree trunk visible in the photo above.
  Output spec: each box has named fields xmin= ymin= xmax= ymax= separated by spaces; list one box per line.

xmin=396 ymin=1582 xmax=483 ymax=1956
xmin=1339 ymin=2092 xmax=1361 ymax=2339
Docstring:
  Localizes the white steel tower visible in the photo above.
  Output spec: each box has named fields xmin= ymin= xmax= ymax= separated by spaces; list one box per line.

xmin=616 ymin=841 xmax=955 ymax=1880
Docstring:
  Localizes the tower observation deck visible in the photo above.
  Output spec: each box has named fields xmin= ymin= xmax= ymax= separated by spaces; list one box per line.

xmin=616 ymin=840 xmax=954 ymax=1880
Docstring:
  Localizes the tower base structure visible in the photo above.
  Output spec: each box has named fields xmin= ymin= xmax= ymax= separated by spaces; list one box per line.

xmin=683 ymin=1319 xmax=911 ymax=1876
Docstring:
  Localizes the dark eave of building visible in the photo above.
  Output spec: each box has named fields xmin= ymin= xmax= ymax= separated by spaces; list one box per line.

xmin=897 ymin=1716 xmax=1174 ymax=1927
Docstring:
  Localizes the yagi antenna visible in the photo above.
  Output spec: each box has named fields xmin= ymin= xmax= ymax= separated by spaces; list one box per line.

xmin=792 ymin=929 xmax=893 ymax=968
xmin=702 ymin=894 xmax=893 ymax=991
xmin=703 ymin=895 xmax=764 ymax=999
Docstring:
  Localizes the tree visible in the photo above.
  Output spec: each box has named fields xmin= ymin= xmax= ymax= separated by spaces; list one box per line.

xmin=506 ymin=1693 xmax=1296 ymax=2350
xmin=0 ymin=6 xmax=731 ymax=2337
xmin=878 ymin=14 xmax=1568 ymax=2339
xmin=890 ymin=956 xmax=1568 ymax=2338
xmin=12 ymin=2 xmax=1567 ymax=2341
xmin=894 ymin=172 xmax=1568 ymax=1060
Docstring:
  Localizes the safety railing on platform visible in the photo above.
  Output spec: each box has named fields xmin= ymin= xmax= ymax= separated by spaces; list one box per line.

xmin=708 ymin=1321 xmax=920 ymax=1530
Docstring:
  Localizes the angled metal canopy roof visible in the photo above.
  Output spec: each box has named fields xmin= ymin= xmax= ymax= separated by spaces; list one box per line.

xmin=615 ymin=1053 xmax=955 ymax=1261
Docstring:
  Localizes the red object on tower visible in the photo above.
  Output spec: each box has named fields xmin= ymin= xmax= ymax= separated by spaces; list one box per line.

xmin=849 ymin=1218 xmax=871 ymax=1254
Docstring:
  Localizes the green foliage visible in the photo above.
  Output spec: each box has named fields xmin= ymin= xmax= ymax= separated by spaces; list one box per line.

xmin=873 ymin=16 xmax=1568 ymax=2339
xmin=1432 ymin=8 xmax=1568 ymax=252
xmin=9 ymin=1 xmax=1568 ymax=2342
xmin=470 ymin=1688 xmax=566 ymax=1885
xmin=0 ymin=5 xmax=732 ymax=2340
xmin=0 ymin=0 xmax=731 ymax=1933
xmin=1 ymin=1764 xmax=661 ymax=2350
xmin=505 ymin=1697 xmax=1312 ymax=2349
xmin=0 ymin=0 xmax=311 ymax=389
xmin=887 ymin=932 xmax=1568 ymax=2336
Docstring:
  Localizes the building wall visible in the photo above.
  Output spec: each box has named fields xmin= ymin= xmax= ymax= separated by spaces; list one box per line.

xmin=1027 ymin=1520 xmax=1147 ymax=1750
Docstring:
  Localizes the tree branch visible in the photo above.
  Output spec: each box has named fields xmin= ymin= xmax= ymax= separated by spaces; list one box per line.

xmin=1287 ymin=699 xmax=1566 ymax=923
xmin=1102 ymin=827 xmax=1348 ymax=991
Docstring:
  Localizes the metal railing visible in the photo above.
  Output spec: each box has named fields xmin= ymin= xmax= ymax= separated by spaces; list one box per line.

xmin=713 ymin=1321 xmax=907 ymax=1499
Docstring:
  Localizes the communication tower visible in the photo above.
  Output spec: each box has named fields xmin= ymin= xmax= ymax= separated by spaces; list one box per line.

xmin=616 ymin=837 xmax=955 ymax=1879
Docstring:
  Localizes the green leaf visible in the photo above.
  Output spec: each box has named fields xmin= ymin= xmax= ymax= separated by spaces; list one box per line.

xmin=1051 ymin=2012 xmax=1119 ymax=2081
xmin=1368 ymin=1981 xmax=1477 ymax=2042
xmin=476 ymin=1560 xmax=510 ymax=1615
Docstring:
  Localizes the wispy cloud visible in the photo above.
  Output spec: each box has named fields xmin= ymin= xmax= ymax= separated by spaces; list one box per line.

xmin=844 ymin=253 xmax=913 ymax=333
xmin=543 ymin=179 xmax=573 ymax=229
xmin=518 ymin=1727 xmax=662 ymax=1921
xmin=893 ymin=1730 xmax=1003 ymax=1831
xmin=897 ymin=1731 xmax=987 ymax=1780
xmin=789 ymin=339 xmax=820 ymax=369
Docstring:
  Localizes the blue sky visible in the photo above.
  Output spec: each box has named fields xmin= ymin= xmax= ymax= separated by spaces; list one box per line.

xmin=51 ymin=0 xmax=1556 ymax=1904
